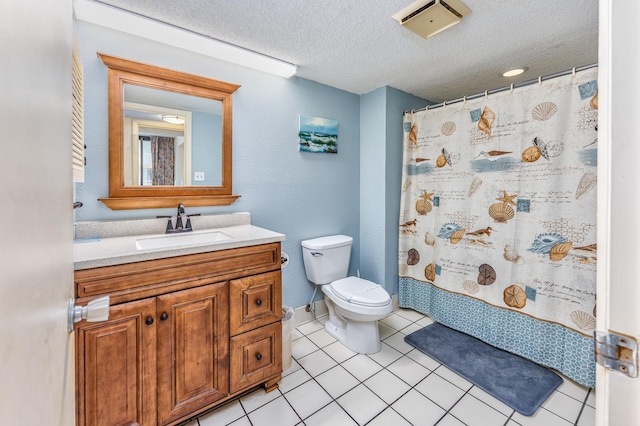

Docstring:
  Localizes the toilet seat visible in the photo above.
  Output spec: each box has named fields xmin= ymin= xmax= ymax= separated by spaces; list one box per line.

xmin=330 ymin=277 xmax=390 ymax=307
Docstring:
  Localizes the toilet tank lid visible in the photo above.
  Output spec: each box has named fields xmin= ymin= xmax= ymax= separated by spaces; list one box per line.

xmin=301 ymin=235 xmax=353 ymax=250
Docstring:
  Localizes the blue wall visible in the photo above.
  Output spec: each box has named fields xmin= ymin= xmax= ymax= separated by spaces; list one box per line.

xmin=191 ymin=111 xmax=221 ymax=186
xmin=360 ymin=87 xmax=431 ymax=296
xmin=74 ymin=21 xmax=429 ymax=309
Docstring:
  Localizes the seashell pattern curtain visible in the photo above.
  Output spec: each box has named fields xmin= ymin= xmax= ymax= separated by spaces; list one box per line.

xmin=398 ymin=68 xmax=598 ymax=387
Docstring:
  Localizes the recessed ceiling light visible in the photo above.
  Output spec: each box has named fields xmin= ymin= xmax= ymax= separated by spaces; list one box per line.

xmin=502 ymin=67 xmax=529 ymax=77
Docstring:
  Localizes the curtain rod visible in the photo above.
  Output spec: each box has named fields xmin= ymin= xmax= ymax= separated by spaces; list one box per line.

xmin=405 ymin=63 xmax=598 ymax=115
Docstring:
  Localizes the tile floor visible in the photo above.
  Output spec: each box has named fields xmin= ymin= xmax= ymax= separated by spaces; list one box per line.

xmin=186 ymin=309 xmax=595 ymax=426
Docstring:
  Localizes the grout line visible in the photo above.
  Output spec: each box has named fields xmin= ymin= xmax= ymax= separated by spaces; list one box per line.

xmin=573 ymin=387 xmax=593 ymax=425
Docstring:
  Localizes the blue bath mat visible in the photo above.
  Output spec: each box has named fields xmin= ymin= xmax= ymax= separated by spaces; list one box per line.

xmin=405 ymin=323 xmax=562 ymax=416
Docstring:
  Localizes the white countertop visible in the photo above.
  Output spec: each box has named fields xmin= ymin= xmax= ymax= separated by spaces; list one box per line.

xmin=73 ymin=214 xmax=285 ymax=270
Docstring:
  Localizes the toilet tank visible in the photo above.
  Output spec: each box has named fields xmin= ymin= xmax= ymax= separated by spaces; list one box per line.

xmin=301 ymin=235 xmax=353 ymax=285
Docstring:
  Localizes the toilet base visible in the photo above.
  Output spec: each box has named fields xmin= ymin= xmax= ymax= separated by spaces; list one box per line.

xmin=324 ymin=315 xmax=382 ymax=354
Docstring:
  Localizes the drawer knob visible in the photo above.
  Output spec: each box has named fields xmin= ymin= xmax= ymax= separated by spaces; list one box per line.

xmin=145 ymin=317 xmax=154 ymax=326
xmin=256 ymin=353 xmax=262 ymax=361
xmin=255 ymin=299 xmax=262 ymax=306
xmin=160 ymin=312 xmax=169 ymax=321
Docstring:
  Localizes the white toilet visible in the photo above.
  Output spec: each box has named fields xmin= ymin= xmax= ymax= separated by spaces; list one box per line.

xmin=301 ymin=235 xmax=392 ymax=354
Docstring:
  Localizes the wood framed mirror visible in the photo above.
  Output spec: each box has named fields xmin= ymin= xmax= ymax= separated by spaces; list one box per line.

xmin=98 ymin=53 xmax=240 ymax=209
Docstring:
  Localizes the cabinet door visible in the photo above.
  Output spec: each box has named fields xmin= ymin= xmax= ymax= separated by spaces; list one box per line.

xmin=230 ymin=271 xmax=282 ymax=335
xmin=76 ymin=298 xmax=157 ymax=426
xmin=230 ymin=322 xmax=282 ymax=394
xmin=156 ymin=282 xmax=229 ymax=425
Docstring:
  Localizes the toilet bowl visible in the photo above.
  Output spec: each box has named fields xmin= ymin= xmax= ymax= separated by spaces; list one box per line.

xmin=301 ymin=235 xmax=392 ymax=354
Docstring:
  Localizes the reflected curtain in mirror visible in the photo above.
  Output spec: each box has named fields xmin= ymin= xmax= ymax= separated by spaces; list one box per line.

xmin=150 ymin=136 xmax=175 ymax=185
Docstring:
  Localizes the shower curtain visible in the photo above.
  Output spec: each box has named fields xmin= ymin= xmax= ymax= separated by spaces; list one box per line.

xmin=398 ymin=68 xmax=598 ymax=388
xmin=151 ymin=136 xmax=175 ymax=185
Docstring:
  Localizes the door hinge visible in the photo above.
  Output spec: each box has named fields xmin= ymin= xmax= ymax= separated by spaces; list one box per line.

xmin=594 ymin=330 xmax=638 ymax=378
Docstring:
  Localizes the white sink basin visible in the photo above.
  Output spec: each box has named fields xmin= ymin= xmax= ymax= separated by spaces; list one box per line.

xmin=135 ymin=230 xmax=232 ymax=251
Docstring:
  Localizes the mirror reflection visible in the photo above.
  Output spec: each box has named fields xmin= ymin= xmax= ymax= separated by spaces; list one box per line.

xmin=123 ymin=84 xmax=223 ymax=187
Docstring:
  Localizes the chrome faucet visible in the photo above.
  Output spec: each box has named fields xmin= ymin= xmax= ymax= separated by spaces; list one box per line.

xmin=159 ymin=203 xmax=199 ymax=234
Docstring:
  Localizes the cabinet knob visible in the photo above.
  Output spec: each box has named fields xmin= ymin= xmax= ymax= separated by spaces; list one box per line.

xmin=255 ymin=299 xmax=262 ymax=306
xmin=145 ymin=317 xmax=154 ymax=326
xmin=160 ymin=312 xmax=169 ymax=321
xmin=256 ymin=353 xmax=262 ymax=361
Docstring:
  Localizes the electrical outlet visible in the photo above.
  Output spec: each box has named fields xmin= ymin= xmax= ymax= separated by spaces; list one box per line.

xmin=194 ymin=172 xmax=205 ymax=181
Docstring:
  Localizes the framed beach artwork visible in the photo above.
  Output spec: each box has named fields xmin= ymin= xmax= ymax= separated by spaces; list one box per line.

xmin=298 ymin=114 xmax=338 ymax=153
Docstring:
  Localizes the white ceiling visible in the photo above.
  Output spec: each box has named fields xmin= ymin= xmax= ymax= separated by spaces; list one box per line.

xmin=94 ymin=0 xmax=599 ymax=103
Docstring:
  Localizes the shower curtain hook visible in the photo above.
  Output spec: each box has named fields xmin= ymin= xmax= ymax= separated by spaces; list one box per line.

xmin=572 ymin=67 xmax=577 ymax=77
xmin=463 ymin=95 xmax=467 ymax=104
xmin=510 ymin=83 xmax=514 ymax=94
xmin=538 ymin=76 xmax=543 ymax=85
xmin=443 ymin=100 xmax=447 ymax=107
xmin=485 ymin=90 xmax=489 ymax=99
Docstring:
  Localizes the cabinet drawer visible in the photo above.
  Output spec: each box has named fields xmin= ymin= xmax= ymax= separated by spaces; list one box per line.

xmin=75 ymin=243 xmax=280 ymax=304
xmin=230 ymin=322 xmax=282 ymax=394
xmin=229 ymin=271 xmax=282 ymax=335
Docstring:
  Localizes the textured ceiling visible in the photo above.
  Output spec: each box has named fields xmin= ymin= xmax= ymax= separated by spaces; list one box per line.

xmin=94 ymin=0 xmax=599 ymax=103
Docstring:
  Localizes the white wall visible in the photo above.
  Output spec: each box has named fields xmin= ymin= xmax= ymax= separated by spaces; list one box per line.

xmin=0 ymin=2 xmax=75 ymax=424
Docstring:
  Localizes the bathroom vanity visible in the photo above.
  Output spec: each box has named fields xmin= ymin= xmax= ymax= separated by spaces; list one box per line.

xmin=73 ymin=214 xmax=284 ymax=426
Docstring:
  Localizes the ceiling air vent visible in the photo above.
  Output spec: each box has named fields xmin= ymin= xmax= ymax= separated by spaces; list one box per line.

xmin=393 ymin=0 xmax=471 ymax=39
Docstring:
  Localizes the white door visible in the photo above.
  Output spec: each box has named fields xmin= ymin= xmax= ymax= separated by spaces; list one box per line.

xmin=0 ymin=1 xmax=75 ymax=425
xmin=597 ymin=1 xmax=640 ymax=424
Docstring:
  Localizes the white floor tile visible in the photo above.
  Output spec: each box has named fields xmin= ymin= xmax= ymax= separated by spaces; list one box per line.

xmin=542 ymin=390 xmax=583 ymax=423
xmin=391 ymin=388 xmax=446 ymax=426
xmin=415 ymin=372 xmax=465 ymax=411
xmin=239 ymin=387 xmax=281 ymax=413
xmin=511 ymin=408 xmax=573 ymax=426
xmin=577 ymin=405 xmax=595 ymax=426
xmin=381 ymin=313 xmax=413 ymax=331
xmin=306 ymin=328 xmax=337 ymax=348
xmin=400 ymin=322 xmax=423 ymax=335
xmin=341 ymin=354 xmax=383 ymax=381
xmin=278 ymin=367 xmax=312 ymax=394
xmin=303 ymin=401 xmax=358 ymax=426
xmin=228 ymin=416 xmax=251 ymax=426
xmin=296 ymin=320 xmax=324 ymax=335
xmin=291 ymin=336 xmax=319 ymax=359
xmin=297 ymin=348 xmax=338 ymax=377
xmin=449 ymin=393 xmax=508 ymax=426
xmin=394 ymin=308 xmax=427 ymax=322
xmin=247 ymin=396 xmax=301 ymax=426
xmin=198 ymin=400 xmax=245 ymax=425
xmin=586 ymin=388 xmax=595 ymax=408
xmin=364 ymin=369 xmax=411 ymax=404
xmin=406 ymin=348 xmax=441 ymax=371
xmin=468 ymin=386 xmax=514 ymax=416
xmin=416 ymin=316 xmax=435 ymax=327
xmin=336 ymin=384 xmax=388 ymax=426
xmin=387 ymin=356 xmax=431 ymax=386
xmin=378 ymin=322 xmax=397 ymax=340
xmin=367 ymin=342 xmax=403 ymax=367
xmin=315 ymin=365 xmax=360 ymax=399
xmin=556 ymin=376 xmax=589 ymax=403
xmin=323 ymin=340 xmax=357 ymax=363
xmin=367 ymin=407 xmax=413 ymax=426
xmin=383 ymin=331 xmax=414 ymax=354
xmin=284 ymin=380 xmax=333 ymax=420
xmin=437 ymin=414 xmax=467 ymax=426
xmin=433 ymin=366 xmax=473 ymax=391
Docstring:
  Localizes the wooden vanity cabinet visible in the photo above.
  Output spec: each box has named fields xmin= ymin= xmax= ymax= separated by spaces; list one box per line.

xmin=74 ymin=243 xmax=282 ymax=426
